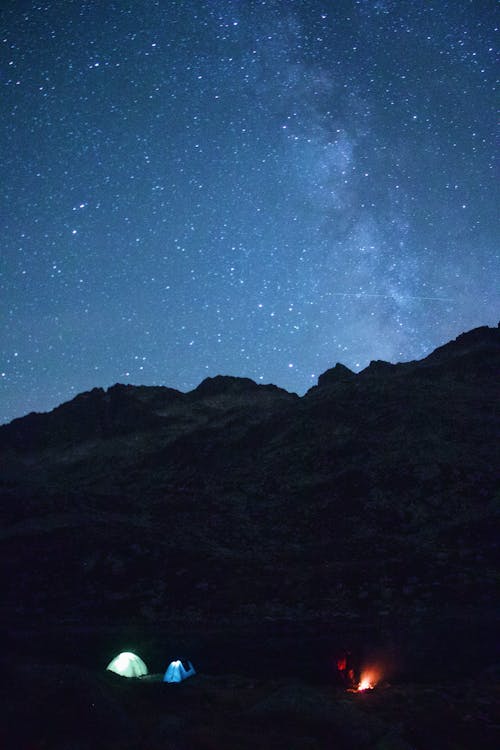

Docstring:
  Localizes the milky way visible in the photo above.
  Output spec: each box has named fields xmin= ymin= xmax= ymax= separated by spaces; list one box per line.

xmin=1 ymin=0 xmax=498 ymax=423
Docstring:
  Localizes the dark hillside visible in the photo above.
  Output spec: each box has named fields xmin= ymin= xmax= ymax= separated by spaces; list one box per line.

xmin=1 ymin=324 xmax=499 ymax=749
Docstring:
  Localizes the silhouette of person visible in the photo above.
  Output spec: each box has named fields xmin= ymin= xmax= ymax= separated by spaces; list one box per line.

xmin=337 ymin=650 xmax=359 ymax=688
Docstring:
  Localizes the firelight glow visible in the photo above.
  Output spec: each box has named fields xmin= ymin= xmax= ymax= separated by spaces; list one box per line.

xmin=356 ymin=668 xmax=381 ymax=692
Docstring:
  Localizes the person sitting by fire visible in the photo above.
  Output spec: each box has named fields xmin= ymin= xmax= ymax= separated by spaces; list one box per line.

xmin=336 ymin=649 xmax=359 ymax=688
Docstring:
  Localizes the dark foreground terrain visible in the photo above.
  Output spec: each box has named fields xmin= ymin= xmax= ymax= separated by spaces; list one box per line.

xmin=1 ymin=324 xmax=499 ymax=748
xmin=3 ymin=661 xmax=500 ymax=750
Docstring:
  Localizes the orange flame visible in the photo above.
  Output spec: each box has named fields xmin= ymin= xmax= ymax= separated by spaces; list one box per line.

xmin=355 ymin=667 xmax=381 ymax=691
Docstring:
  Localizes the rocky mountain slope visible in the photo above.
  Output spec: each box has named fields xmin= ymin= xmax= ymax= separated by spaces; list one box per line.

xmin=1 ymin=325 xmax=499 ymax=686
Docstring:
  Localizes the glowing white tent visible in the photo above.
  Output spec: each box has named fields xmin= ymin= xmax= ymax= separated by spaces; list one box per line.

xmin=163 ymin=659 xmax=196 ymax=683
xmin=106 ymin=651 xmax=148 ymax=678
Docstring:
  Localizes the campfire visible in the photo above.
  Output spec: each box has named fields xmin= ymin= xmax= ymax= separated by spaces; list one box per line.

xmin=337 ymin=653 xmax=382 ymax=692
xmin=355 ymin=668 xmax=381 ymax=692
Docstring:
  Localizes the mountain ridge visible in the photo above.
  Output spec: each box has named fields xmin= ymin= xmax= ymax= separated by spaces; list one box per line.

xmin=2 ymin=323 xmax=498 ymax=448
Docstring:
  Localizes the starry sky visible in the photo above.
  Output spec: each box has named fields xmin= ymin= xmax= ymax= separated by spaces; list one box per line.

xmin=1 ymin=0 xmax=498 ymax=424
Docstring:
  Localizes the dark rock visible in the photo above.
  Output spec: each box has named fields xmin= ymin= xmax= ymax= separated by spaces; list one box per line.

xmin=316 ymin=363 xmax=356 ymax=388
xmin=359 ymin=360 xmax=397 ymax=377
xmin=188 ymin=374 xmax=295 ymax=402
xmin=422 ymin=324 xmax=499 ymax=364
xmin=190 ymin=375 xmax=262 ymax=397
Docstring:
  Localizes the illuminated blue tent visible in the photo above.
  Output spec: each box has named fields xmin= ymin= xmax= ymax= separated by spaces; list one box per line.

xmin=163 ymin=659 xmax=196 ymax=683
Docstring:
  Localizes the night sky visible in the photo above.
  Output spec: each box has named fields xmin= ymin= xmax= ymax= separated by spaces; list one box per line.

xmin=1 ymin=1 xmax=498 ymax=424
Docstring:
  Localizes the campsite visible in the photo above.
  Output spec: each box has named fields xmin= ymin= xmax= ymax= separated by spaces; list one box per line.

xmin=1 ymin=325 xmax=499 ymax=748
xmin=3 ymin=625 xmax=499 ymax=749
